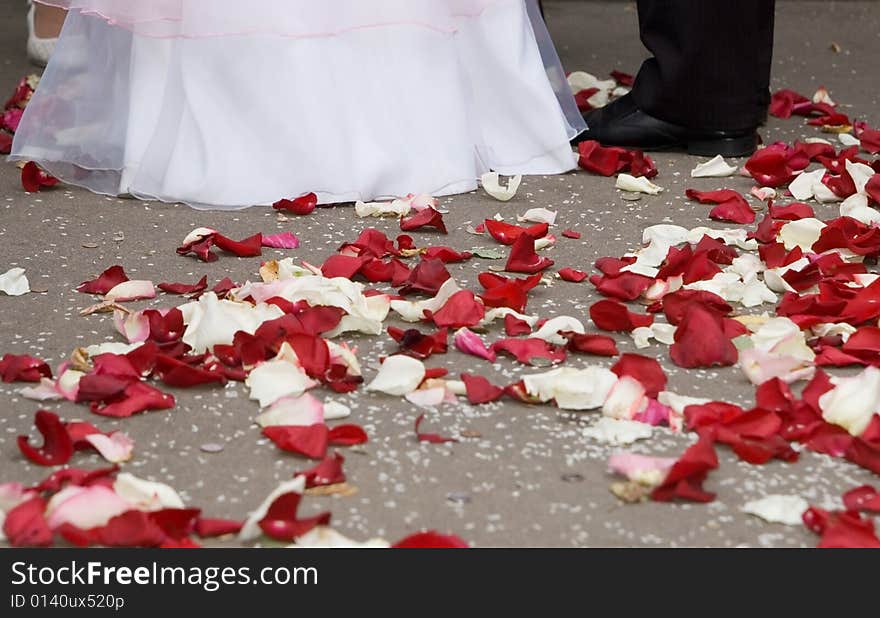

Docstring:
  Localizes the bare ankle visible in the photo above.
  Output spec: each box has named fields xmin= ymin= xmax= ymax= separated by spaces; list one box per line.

xmin=33 ymin=4 xmax=67 ymax=39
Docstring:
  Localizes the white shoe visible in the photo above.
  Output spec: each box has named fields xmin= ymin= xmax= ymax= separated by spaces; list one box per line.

xmin=27 ymin=3 xmax=58 ymax=67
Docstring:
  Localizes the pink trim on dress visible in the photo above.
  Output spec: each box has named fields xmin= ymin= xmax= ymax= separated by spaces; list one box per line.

xmin=33 ymin=0 xmax=520 ymax=39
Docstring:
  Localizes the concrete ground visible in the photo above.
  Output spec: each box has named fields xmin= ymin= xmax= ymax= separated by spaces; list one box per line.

xmin=1 ymin=2 xmax=879 ymax=547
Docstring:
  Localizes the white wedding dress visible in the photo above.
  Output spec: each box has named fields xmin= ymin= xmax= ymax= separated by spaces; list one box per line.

xmin=11 ymin=0 xmax=585 ymax=209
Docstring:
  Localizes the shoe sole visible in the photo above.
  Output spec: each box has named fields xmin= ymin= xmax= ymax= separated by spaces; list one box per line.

xmin=571 ymin=133 xmax=759 ymax=158
xmin=686 ymin=133 xmax=759 ymax=158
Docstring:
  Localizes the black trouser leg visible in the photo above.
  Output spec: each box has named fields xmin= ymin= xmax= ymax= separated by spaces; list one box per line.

xmin=631 ymin=0 xmax=776 ymax=132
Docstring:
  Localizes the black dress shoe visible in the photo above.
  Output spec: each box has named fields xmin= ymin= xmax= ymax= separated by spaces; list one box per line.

xmin=574 ymin=95 xmax=759 ymax=157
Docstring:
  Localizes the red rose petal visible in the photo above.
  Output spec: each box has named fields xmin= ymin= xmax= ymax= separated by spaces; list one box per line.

xmin=860 ymin=128 xmax=880 ymax=155
xmin=686 ymin=188 xmax=755 ymax=224
xmin=842 ymin=485 xmax=880 ymax=513
xmin=769 ymin=202 xmax=815 ymax=220
xmin=392 ymin=531 xmax=469 ymax=548
xmin=505 ymin=234 xmax=554 ymax=274
xmin=400 ymin=207 xmax=447 ymax=234
xmin=422 ymin=246 xmax=473 ymax=263
xmin=745 ymin=145 xmax=796 ymax=187
xmin=460 ymin=373 xmax=505 ymax=404
xmin=89 ymin=381 xmax=176 ymax=418
xmin=769 ymin=89 xmax=810 ymax=119
xmin=491 ymin=338 xmax=567 ymax=365
xmin=263 ymin=424 xmax=329 ymax=459
xmin=272 ymin=192 xmax=318 ymax=216
xmin=611 ymin=353 xmax=667 ymax=398
xmin=149 ymin=508 xmax=201 ymax=541
xmin=589 ymin=299 xmax=654 ymax=332
xmin=77 ymin=265 xmax=129 ymax=295
xmin=258 ymin=491 xmax=331 ymax=542
xmin=414 ymin=413 xmax=458 ymax=444
xmin=213 ymin=233 xmax=263 ymax=258
xmin=504 ymin=314 xmax=532 ymax=336
xmin=157 ymin=275 xmax=208 ymax=295
xmin=0 ymin=353 xmax=52 ymax=382
xmin=0 ymin=131 xmax=13 ymax=155
xmin=298 ymin=452 xmax=346 ymax=488
xmin=327 ymin=424 xmax=369 ymax=446
xmin=662 ymin=290 xmax=732 ymax=325
xmin=430 ymin=290 xmax=485 ymax=329
xmin=669 ymin=305 xmax=738 ymax=368
xmin=153 ymin=354 xmax=227 ymax=388
xmin=558 ymin=267 xmax=589 ymax=283
xmin=398 ymin=258 xmax=451 ymax=296
xmin=387 ymin=326 xmax=448 ymax=360
xmin=320 ymin=254 xmax=370 ymax=279
xmin=651 ymin=434 xmax=719 ymax=503
xmin=610 ymin=70 xmax=635 ymax=87
xmin=195 ymin=518 xmax=244 ymax=538
xmin=484 ymin=220 xmax=549 ymax=245
xmin=2 ymin=497 xmax=52 ymax=547
xmin=590 ymin=271 xmax=655 ymax=301
xmin=21 ymin=162 xmax=58 ymax=193
xmin=562 ymin=332 xmax=620 ymax=356
xmin=574 ymin=87 xmax=600 ymax=112
xmin=18 ymin=410 xmax=74 ymax=466
xmin=562 ymin=229 xmax=581 ymax=239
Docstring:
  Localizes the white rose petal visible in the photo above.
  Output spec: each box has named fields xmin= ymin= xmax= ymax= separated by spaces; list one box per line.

xmin=105 ymin=280 xmax=156 ymax=302
xmin=366 ymin=355 xmax=426 ymax=396
xmin=390 ymin=278 xmax=460 ymax=323
xmin=840 ymin=193 xmax=880 ymax=225
xmin=113 ymin=473 xmax=184 ymax=511
xmin=179 ymin=292 xmax=284 ymax=353
xmin=254 ymin=393 xmax=325 ymax=428
xmin=517 ymin=208 xmax=557 ymax=225
xmin=690 ymin=155 xmax=738 ymax=178
xmin=687 ymin=227 xmax=757 ymax=250
xmin=602 ymin=376 xmax=648 ymax=421
xmin=788 ymin=168 xmax=826 ymax=201
xmin=246 ymin=344 xmax=317 ymax=408
xmin=481 ymin=172 xmax=523 ymax=202
xmin=45 ymin=486 xmax=131 ymax=530
xmin=84 ymin=432 xmax=135 ymax=463
xmin=616 ymin=173 xmax=663 ymax=195
xmin=839 ymin=133 xmax=861 ymax=147
xmin=523 ymin=367 xmax=618 ymax=411
xmin=533 ymin=316 xmax=585 ymax=346
xmin=354 ymin=199 xmax=411 ymax=219
xmin=742 ymin=495 xmax=809 ymax=526
xmin=819 ymin=366 xmax=880 ymax=436
xmin=323 ymin=401 xmax=352 ymax=421
xmin=290 ymin=527 xmax=389 ymax=548
xmin=567 ymin=71 xmax=616 ymax=96
xmin=751 ymin=186 xmax=777 ymax=201
xmin=778 ymin=218 xmax=826 ymax=251
xmin=584 ymin=417 xmax=653 ymax=445
xmin=0 ymin=268 xmax=29 ymax=296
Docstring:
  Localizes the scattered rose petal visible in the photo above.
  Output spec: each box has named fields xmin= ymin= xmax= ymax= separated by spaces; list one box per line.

xmin=742 ymin=495 xmax=808 ymax=525
xmin=616 ymin=173 xmax=663 ymax=195
xmin=414 ymin=414 xmax=458 ymax=444
xmin=273 ymin=193 xmax=318 ymax=216
xmin=262 ymin=232 xmax=300 ymax=249
xmin=691 ymin=155 xmax=738 ymax=178
xmin=0 ymin=267 xmax=29 ymax=296
xmin=366 ymin=355 xmax=426 ymax=396
xmin=481 ymin=172 xmax=523 ymax=202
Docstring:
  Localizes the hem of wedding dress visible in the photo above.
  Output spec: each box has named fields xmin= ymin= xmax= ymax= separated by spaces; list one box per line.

xmin=33 ymin=0 xmax=522 ymax=40
xmin=8 ymin=140 xmax=578 ymax=211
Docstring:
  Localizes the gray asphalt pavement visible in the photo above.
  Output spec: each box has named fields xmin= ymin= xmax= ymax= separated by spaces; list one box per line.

xmin=2 ymin=2 xmax=879 ymax=547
